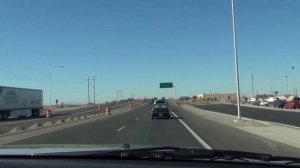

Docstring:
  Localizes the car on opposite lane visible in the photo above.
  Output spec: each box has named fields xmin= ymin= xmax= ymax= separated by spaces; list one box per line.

xmin=151 ymin=104 xmax=170 ymax=119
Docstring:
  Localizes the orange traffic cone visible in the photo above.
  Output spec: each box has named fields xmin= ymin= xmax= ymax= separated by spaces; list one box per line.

xmin=106 ymin=105 xmax=111 ymax=115
xmin=46 ymin=109 xmax=52 ymax=118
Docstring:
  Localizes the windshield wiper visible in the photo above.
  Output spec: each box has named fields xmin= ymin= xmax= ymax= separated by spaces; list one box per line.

xmin=33 ymin=145 xmax=300 ymax=166
xmin=90 ymin=145 xmax=300 ymax=166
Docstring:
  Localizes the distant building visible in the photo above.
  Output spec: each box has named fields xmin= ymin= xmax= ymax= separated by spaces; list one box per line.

xmin=277 ymin=95 xmax=298 ymax=101
xmin=197 ymin=93 xmax=237 ymax=102
xmin=197 ymin=94 xmax=204 ymax=98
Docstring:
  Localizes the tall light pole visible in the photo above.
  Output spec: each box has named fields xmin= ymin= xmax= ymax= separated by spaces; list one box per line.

xmin=173 ymin=85 xmax=176 ymax=99
xmin=285 ymin=75 xmax=289 ymax=95
xmin=231 ymin=0 xmax=241 ymax=120
xmin=292 ymin=66 xmax=295 ymax=96
xmin=87 ymin=77 xmax=90 ymax=104
xmin=251 ymin=74 xmax=254 ymax=98
xmin=49 ymin=65 xmax=64 ymax=110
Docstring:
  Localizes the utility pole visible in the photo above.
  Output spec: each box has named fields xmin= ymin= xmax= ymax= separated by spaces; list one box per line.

xmin=285 ymin=75 xmax=289 ymax=95
xmin=93 ymin=76 xmax=96 ymax=104
xmin=120 ymin=90 xmax=123 ymax=101
xmin=87 ymin=77 xmax=90 ymax=104
xmin=270 ymin=87 xmax=273 ymax=95
xmin=116 ymin=90 xmax=119 ymax=108
xmin=251 ymin=73 xmax=254 ymax=98
xmin=87 ymin=76 xmax=96 ymax=104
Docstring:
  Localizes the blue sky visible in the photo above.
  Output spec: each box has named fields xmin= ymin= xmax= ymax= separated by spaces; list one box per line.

xmin=0 ymin=0 xmax=300 ymax=104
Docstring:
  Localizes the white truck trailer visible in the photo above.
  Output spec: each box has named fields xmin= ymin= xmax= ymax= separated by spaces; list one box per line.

xmin=0 ymin=86 xmax=43 ymax=120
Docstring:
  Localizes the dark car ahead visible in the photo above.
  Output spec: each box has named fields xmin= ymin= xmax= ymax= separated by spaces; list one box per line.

xmin=151 ymin=105 xmax=170 ymax=119
xmin=273 ymin=99 xmax=287 ymax=108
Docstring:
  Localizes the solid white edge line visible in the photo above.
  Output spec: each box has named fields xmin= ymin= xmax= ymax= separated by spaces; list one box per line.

xmin=135 ymin=117 xmax=140 ymax=120
xmin=171 ymin=111 xmax=212 ymax=150
xmin=269 ymin=122 xmax=300 ymax=129
xmin=116 ymin=126 xmax=126 ymax=132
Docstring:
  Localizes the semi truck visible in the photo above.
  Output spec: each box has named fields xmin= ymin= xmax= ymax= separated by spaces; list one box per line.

xmin=0 ymin=86 xmax=43 ymax=120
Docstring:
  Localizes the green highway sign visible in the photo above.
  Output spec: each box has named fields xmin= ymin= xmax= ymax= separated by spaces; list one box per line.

xmin=160 ymin=82 xmax=173 ymax=88
xmin=274 ymin=91 xmax=278 ymax=95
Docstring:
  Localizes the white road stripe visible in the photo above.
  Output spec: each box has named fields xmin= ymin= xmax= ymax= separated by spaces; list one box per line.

xmin=171 ymin=111 xmax=212 ymax=150
xmin=135 ymin=117 xmax=140 ymax=121
xmin=268 ymin=122 xmax=300 ymax=129
xmin=116 ymin=126 xmax=126 ymax=132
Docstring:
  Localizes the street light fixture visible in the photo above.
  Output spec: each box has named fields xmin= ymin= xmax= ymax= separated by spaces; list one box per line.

xmin=49 ymin=65 xmax=64 ymax=110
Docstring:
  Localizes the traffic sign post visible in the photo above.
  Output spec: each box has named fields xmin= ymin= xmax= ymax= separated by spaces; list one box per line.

xmin=160 ymin=82 xmax=173 ymax=88
xmin=160 ymin=82 xmax=176 ymax=99
xmin=274 ymin=91 xmax=278 ymax=98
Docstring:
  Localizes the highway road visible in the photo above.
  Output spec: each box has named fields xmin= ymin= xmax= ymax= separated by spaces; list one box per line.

xmin=195 ymin=104 xmax=300 ymax=127
xmin=0 ymin=102 xmax=128 ymax=134
xmin=6 ymin=102 xmax=300 ymax=157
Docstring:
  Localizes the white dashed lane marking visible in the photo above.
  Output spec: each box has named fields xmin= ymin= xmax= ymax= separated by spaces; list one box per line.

xmin=171 ymin=111 xmax=212 ymax=150
xmin=116 ymin=126 xmax=126 ymax=132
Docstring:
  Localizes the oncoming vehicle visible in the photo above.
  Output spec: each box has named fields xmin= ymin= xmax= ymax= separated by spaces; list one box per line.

xmin=151 ymin=104 xmax=170 ymax=119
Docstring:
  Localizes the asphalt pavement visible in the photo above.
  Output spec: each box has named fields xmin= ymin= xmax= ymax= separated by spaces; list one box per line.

xmin=7 ymin=103 xmax=201 ymax=147
xmin=6 ymin=102 xmax=300 ymax=157
xmin=195 ymin=104 xmax=300 ymax=127
xmin=0 ymin=103 xmax=128 ymax=135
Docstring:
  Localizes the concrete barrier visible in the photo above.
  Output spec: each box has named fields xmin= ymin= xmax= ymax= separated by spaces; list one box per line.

xmin=28 ymin=123 xmax=42 ymax=129
xmin=65 ymin=118 xmax=73 ymax=122
xmin=8 ymin=126 xmax=25 ymax=133
xmin=72 ymin=117 xmax=79 ymax=121
xmin=55 ymin=120 xmax=65 ymax=125
xmin=42 ymin=121 xmax=53 ymax=127
xmin=80 ymin=115 xmax=87 ymax=119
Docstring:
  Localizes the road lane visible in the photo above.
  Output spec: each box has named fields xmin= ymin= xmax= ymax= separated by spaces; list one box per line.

xmin=5 ymin=102 xmax=300 ymax=157
xmin=196 ymin=104 xmax=300 ymax=127
xmin=0 ymin=103 xmax=129 ymax=135
xmin=169 ymin=103 xmax=300 ymax=157
xmin=7 ymin=103 xmax=204 ymax=148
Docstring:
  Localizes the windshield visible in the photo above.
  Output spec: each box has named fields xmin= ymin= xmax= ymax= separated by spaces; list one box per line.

xmin=1 ymin=0 xmax=300 ymax=160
